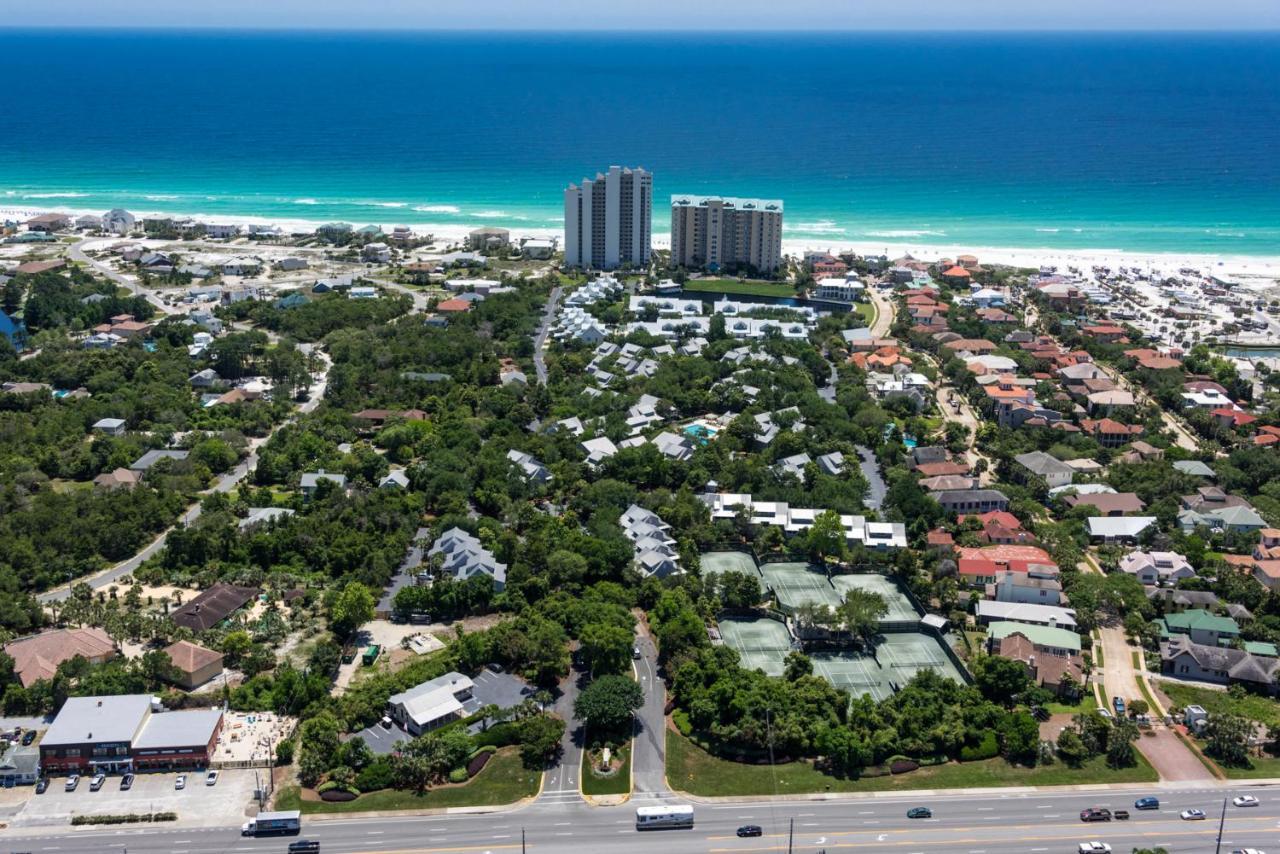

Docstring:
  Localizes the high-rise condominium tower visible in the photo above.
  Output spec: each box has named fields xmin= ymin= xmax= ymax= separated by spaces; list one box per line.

xmin=563 ymin=166 xmax=652 ymax=270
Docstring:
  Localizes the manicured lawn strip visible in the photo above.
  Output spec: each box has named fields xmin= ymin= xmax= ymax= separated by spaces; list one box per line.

xmin=1134 ymin=673 xmax=1162 ymax=716
xmin=1041 ymin=695 xmax=1097 ymax=716
xmin=682 ymin=279 xmax=795 ymax=298
xmin=1219 ymin=755 xmax=1280 ymax=779
xmin=285 ymin=748 xmax=540 ymax=814
xmin=582 ymin=743 xmax=632 ymax=797
xmin=665 ymin=730 xmax=1155 ymax=797
xmin=856 ymin=301 xmax=876 ymax=327
xmin=1160 ymin=683 xmax=1280 ymax=728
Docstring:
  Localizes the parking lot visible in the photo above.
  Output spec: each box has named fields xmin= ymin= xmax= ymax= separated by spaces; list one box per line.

xmin=1 ymin=768 xmax=259 ymax=830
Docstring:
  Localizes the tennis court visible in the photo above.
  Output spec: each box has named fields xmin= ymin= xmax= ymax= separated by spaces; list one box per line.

xmin=700 ymin=551 xmax=761 ymax=578
xmin=760 ymin=562 xmax=842 ymax=611
xmin=829 ymin=574 xmax=920 ymax=624
xmin=813 ymin=634 xmax=966 ymax=702
xmin=718 ymin=616 xmax=793 ymax=676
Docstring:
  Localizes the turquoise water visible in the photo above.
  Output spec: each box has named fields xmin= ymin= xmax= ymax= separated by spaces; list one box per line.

xmin=2 ymin=30 xmax=1279 ymax=254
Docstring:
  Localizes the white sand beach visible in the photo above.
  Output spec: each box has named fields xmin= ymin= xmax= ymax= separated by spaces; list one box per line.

xmin=5 ymin=203 xmax=1279 ymax=287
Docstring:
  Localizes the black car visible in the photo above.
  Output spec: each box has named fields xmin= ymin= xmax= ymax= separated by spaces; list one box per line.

xmin=288 ymin=841 xmax=321 ymax=854
xmin=907 ymin=807 xmax=932 ymax=819
xmin=21 ymin=730 xmax=36 ymax=746
xmin=35 ymin=778 xmax=48 ymax=794
xmin=736 ymin=825 xmax=763 ymax=837
xmin=120 ymin=773 xmax=135 ymax=791
xmin=1080 ymin=807 xmax=1112 ymax=822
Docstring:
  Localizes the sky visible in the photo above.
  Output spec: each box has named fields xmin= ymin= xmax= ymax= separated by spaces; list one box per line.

xmin=4 ymin=0 xmax=1279 ymax=31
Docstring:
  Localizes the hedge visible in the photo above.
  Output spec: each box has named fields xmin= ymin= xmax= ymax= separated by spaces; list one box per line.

xmin=71 ymin=812 xmax=178 ymax=826
xmin=960 ymin=732 xmax=1000 ymax=762
xmin=473 ymin=721 xmax=520 ymax=749
xmin=448 ymin=767 xmax=469 ymax=784
xmin=355 ymin=757 xmax=394 ymax=792
xmin=466 ymin=750 xmax=493 ymax=778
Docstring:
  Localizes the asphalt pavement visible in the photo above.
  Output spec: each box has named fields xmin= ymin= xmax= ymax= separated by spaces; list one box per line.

xmin=532 ymin=286 xmax=562 ymax=385
xmin=5 ymin=782 xmax=1278 ymax=853
xmin=631 ymin=623 xmax=667 ymax=800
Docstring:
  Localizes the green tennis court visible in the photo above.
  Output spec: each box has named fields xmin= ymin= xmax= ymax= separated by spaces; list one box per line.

xmin=700 ymin=551 xmax=761 ymax=577
xmin=718 ymin=616 xmax=792 ymax=676
xmin=760 ymin=562 xmax=842 ymax=611
xmin=829 ymin=574 xmax=920 ymax=624
xmin=811 ymin=634 xmax=965 ymax=701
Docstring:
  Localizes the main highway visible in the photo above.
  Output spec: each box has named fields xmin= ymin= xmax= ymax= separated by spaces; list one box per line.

xmin=5 ymin=784 xmax=1279 ymax=853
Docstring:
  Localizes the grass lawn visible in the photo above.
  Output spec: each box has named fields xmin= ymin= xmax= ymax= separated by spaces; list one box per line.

xmin=1160 ymin=683 xmax=1280 ymax=729
xmin=1219 ymin=755 xmax=1280 ymax=779
xmin=665 ymin=730 xmax=1155 ymax=797
xmin=582 ymin=743 xmax=631 ymax=797
xmin=279 ymin=747 xmax=539 ymax=814
xmin=855 ymin=301 xmax=877 ymax=327
xmin=1041 ymin=695 xmax=1097 ymax=716
xmin=682 ymin=278 xmax=795 ymax=299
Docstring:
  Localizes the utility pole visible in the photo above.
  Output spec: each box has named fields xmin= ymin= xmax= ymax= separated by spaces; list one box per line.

xmin=787 ymin=817 xmax=793 ymax=854
xmin=521 ymin=827 xmax=526 ymax=854
xmin=1214 ymin=796 xmax=1227 ymax=854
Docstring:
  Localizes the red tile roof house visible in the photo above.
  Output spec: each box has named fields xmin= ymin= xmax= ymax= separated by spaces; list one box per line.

xmin=1213 ymin=408 xmax=1258 ymax=430
xmin=1137 ymin=354 xmax=1184 ymax=372
xmin=941 ymin=265 xmax=973 ymax=285
xmin=961 ymin=510 xmax=1037 ymax=545
xmin=914 ymin=460 xmax=972 ymax=478
xmin=1079 ymin=418 xmax=1144 ymax=448
xmin=352 ymin=408 xmax=428 ymax=427
xmin=958 ymin=544 xmax=1059 ymax=574
xmin=435 ymin=298 xmax=472 ymax=313
xmin=1063 ymin=492 xmax=1148 ymax=516
xmin=1081 ymin=324 xmax=1129 ymax=344
xmin=942 ymin=338 xmax=998 ymax=356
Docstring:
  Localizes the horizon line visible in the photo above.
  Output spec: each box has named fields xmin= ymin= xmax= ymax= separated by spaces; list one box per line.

xmin=3 ymin=25 xmax=1279 ymax=34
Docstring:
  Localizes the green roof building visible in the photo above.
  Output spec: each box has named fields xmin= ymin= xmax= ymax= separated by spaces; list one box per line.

xmin=1159 ymin=609 xmax=1239 ymax=647
xmin=987 ymin=621 xmax=1082 ymax=655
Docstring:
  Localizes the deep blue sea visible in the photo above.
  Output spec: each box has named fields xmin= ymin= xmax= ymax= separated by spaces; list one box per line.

xmin=1 ymin=30 xmax=1278 ymax=254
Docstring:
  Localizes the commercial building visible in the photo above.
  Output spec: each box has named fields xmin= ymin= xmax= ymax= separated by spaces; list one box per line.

xmin=39 ymin=695 xmax=224 ymax=774
xmin=563 ymin=165 xmax=652 ymax=270
xmin=669 ymin=194 xmax=783 ymax=273
xmin=387 ymin=672 xmax=475 ymax=735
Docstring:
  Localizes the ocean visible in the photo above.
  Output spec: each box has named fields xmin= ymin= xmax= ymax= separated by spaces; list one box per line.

xmin=2 ymin=29 xmax=1278 ymax=254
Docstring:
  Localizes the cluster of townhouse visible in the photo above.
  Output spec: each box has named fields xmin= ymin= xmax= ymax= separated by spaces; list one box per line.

xmin=620 ymin=504 xmax=683 ymax=578
xmin=700 ymin=491 xmax=908 ymax=550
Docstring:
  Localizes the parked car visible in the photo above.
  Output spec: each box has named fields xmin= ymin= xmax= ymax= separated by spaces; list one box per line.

xmin=1230 ymin=848 xmax=1266 ymax=854
xmin=736 ymin=825 xmax=763 ymax=837
xmin=35 ymin=778 xmax=48 ymax=794
xmin=1134 ymin=797 xmax=1160 ymax=810
xmin=1180 ymin=809 xmax=1206 ymax=821
xmin=121 ymin=773 xmax=135 ymax=791
xmin=1078 ymin=844 xmax=1112 ymax=854
xmin=64 ymin=774 xmax=80 ymax=792
xmin=21 ymin=730 xmax=36 ymax=746
xmin=1079 ymin=808 xmax=1111 ymax=822
xmin=1113 ymin=697 xmax=1126 ymax=715
xmin=89 ymin=772 xmax=106 ymax=791
xmin=175 ymin=774 xmax=187 ymax=790
xmin=1233 ymin=795 xmax=1260 ymax=808
xmin=633 ymin=646 xmax=642 ymax=659
xmin=907 ymin=807 xmax=932 ymax=819
xmin=206 ymin=770 xmax=219 ymax=786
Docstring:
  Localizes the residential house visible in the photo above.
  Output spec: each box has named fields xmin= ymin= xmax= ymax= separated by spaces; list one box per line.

xmin=102 ymin=208 xmax=136 ymax=235
xmin=929 ymin=489 xmax=1010 ymax=515
xmin=1118 ymin=551 xmax=1195 ymax=586
xmin=1159 ymin=609 xmax=1239 ymax=647
xmin=1063 ymin=492 xmax=1147 ymax=516
xmin=1178 ymin=487 xmax=1266 ymax=534
xmin=976 ymin=600 xmax=1077 ymax=630
xmin=1079 ymin=418 xmax=1144 ymax=448
xmin=507 ymin=449 xmax=551 ymax=483
xmin=992 ymin=570 xmax=1063 ymax=605
xmin=170 ymin=583 xmax=260 ymax=632
xmin=1160 ymin=636 xmax=1278 ymax=694
xmin=1147 ymin=588 xmax=1220 ymax=613
xmin=620 ymin=504 xmax=682 ymax=579
xmin=986 ymin=621 xmax=1082 ymax=659
xmin=963 ymin=510 xmax=1035 ymax=545
xmin=652 ymin=431 xmax=696 ymax=461
xmin=300 ymin=469 xmax=347 ymax=499
xmin=93 ymin=467 xmax=141 ymax=490
xmin=998 ymin=631 xmax=1085 ymax=697
xmin=581 ymin=436 xmax=620 ymax=467
xmin=1087 ymin=516 xmax=1156 ymax=544
xmin=128 ymin=449 xmax=189 ymax=473
xmin=92 ymin=417 xmax=127 ymax=437
xmin=428 ymin=528 xmax=507 ymax=590
xmin=162 ymin=641 xmax=224 ymax=690
xmin=1013 ymin=451 xmax=1074 ymax=489
xmin=3 ymin=627 xmax=116 ymax=687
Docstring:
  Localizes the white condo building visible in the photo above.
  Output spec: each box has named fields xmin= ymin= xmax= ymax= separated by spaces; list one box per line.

xmin=563 ymin=165 xmax=652 ymax=270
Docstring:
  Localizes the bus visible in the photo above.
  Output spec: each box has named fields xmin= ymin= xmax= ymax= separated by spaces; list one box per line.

xmin=636 ymin=805 xmax=694 ymax=830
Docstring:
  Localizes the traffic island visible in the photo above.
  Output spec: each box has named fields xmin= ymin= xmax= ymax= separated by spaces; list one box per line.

xmin=582 ymin=741 xmax=631 ymax=804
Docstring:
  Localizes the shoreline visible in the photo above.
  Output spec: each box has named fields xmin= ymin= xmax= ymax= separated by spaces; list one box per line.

xmin=4 ymin=203 xmax=1280 ymax=283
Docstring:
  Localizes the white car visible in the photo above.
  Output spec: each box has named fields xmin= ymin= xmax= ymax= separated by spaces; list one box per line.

xmin=175 ymin=774 xmax=186 ymax=790
xmin=206 ymin=770 xmax=219 ymax=786
xmin=1078 ymin=843 xmax=1112 ymax=854
xmin=1232 ymin=795 xmax=1260 ymax=807
xmin=1180 ymin=808 xmax=1206 ymax=820
xmin=1230 ymin=848 xmax=1266 ymax=854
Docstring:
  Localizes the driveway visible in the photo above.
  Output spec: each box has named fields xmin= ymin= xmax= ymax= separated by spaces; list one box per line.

xmin=631 ymin=618 xmax=668 ymax=801
xmin=532 ymin=286 xmax=562 ymax=385
xmin=539 ymin=659 xmax=586 ymax=807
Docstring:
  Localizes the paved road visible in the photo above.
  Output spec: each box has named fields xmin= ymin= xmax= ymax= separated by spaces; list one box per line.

xmin=532 ymin=286 xmax=562 ymax=385
xmin=632 ymin=620 xmax=668 ymax=799
xmin=37 ymin=349 xmax=331 ymax=603
xmin=868 ymin=286 xmax=896 ymax=338
xmin=854 ymin=445 xmax=887 ymax=510
xmin=5 ymin=782 xmax=1278 ymax=853
xmin=540 ymin=657 xmax=587 ymax=807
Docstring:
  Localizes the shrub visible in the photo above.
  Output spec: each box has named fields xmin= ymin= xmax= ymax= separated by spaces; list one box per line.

xmin=960 ymin=731 xmax=1000 ymax=762
xmin=276 ymin=738 xmax=295 ymax=766
xmin=889 ymin=759 xmax=919 ymax=775
xmin=355 ymin=758 xmax=395 ymax=792
xmin=448 ymin=767 xmax=469 ymax=784
xmin=467 ymin=750 xmax=493 ymax=778
xmin=473 ymin=721 xmax=520 ymax=749
xmin=672 ymin=709 xmax=692 ymax=736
